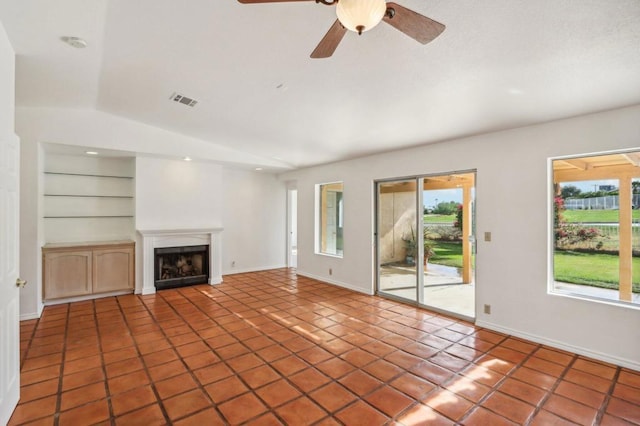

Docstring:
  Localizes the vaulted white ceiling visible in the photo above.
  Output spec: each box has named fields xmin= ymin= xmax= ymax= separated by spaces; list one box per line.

xmin=2 ymin=0 xmax=640 ymax=169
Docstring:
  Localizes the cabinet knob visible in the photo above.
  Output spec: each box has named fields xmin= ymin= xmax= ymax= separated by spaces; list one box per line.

xmin=16 ymin=278 xmax=27 ymax=288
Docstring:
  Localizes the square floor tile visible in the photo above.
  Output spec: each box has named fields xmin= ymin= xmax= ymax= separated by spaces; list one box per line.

xmin=240 ymin=365 xmax=282 ymax=389
xmin=497 ymin=377 xmax=547 ymax=406
xmin=554 ymin=380 xmax=606 ymax=409
xmin=606 ymin=397 xmax=640 ymax=424
xmin=423 ymin=388 xmax=474 ymax=421
xmin=365 ymin=385 xmax=414 ymax=417
xmin=256 ymin=379 xmax=302 ymax=408
xmin=218 ymin=392 xmax=268 ymax=424
xmin=114 ymin=403 xmax=167 ymax=426
xmin=309 ymin=382 xmax=357 ymax=413
xmin=8 ymin=395 xmax=57 ymax=425
xmin=155 ymin=373 xmax=198 ymax=399
xmin=108 ymin=369 xmax=150 ymax=395
xmin=173 ymin=408 xmax=226 ymax=426
xmin=272 ymin=355 xmax=309 ymax=376
xmin=205 ymin=375 xmax=249 ymax=403
xmin=60 ymin=382 xmax=107 ymax=411
xmin=163 ymin=388 xmax=212 ymax=421
xmin=289 ymin=368 xmax=332 ymax=393
xmin=481 ymin=391 xmax=535 ymax=424
xmin=194 ymin=362 xmax=234 ymax=385
xmin=58 ymin=400 xmax=110 ymax=425
xmin=390 ymin=372 xmax=436 ymax=400
xmin=226 ymin=353 xmax=265 ymax=373
xmin=275 ymin=397 xmax=328 ymax=425
xmin=111 ymin=384 xmax=157 ymax=416
xmin=461 ymin=407 xmax=516 ymax=426
xmin=335 ymin=400 xmax=388 ymax=426
xmin=543 ymin=394 xmax=598 ymax=425
xmin=20 ymin=378 xmax=60 ymax=403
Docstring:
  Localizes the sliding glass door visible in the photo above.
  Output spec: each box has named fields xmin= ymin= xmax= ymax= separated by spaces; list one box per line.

xmin=376 ymin=172 xmax=476 ymax=319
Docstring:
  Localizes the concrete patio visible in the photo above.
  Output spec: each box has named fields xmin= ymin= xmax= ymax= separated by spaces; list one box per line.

xmin=379 ymin=263 xmax=475 ymax=319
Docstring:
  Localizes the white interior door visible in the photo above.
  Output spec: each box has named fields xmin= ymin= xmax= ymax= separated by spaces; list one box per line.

xmin=0 ymin=132 xmax=21 ymax=425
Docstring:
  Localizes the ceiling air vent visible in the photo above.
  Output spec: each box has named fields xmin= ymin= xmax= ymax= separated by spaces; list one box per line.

xmin=170 ymin=92 xmax=198 ymax=107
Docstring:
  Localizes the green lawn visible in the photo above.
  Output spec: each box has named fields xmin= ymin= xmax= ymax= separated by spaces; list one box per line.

xmin=563 ymin=209 xmax=640 ymax=223
xmin=428 ymin=241 xmax=640 ymax=293
xmin=424 ymin=214 xmax=456 ymax=223
xmin=428 ymin=240 xmax=463 ymax=268
xmin=554 ymin=251 xmax=640 ymax=293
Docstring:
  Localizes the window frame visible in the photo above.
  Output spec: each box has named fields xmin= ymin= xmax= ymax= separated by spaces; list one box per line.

xmin=315 ymin=181 xmax=344 ymax=258
xmin=548 ymin=150 xmax=640 ymax=310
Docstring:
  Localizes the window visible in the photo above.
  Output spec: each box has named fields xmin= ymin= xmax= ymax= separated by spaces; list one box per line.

xmin=316 ymin=182 xmax=344 ymax=257
xmin=551 ymin=151 xmax=640 ymax=307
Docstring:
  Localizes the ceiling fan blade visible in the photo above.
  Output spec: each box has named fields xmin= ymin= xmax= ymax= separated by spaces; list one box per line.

xmin=311 ymin=20 xmax=347 ymax=59
xmin=238 ymin=0 xmax=314 ymax=3
xmin=383 ymin=2 xmax=445 ymax=44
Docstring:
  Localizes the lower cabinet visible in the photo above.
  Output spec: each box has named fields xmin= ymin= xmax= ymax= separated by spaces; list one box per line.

xmin=43 ymin=241 xmax=135 ymax=300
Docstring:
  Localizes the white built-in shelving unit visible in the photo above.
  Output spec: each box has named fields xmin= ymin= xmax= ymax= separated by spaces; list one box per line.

xmin=43 ymin=154 xmax=135 ymax=243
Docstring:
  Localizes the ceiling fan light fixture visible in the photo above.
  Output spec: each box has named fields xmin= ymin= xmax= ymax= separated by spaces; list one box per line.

xmin=336 ymin=0 xmax=387 ymax=35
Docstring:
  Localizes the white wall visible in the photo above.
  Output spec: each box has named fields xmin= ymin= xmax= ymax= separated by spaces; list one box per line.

xmin=280 ymin=105 xmax=640 ymax=370
xmin=222 ymin=168 xmax=287 ymax=274
xmin=135 ymin=157 xmax=222 ymax=230
xmin=0 ymin=22 xmax=13 ymax=136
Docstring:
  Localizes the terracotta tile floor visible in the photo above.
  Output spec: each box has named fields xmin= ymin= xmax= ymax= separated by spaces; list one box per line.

xmin=9 ymin=268 xmax=640 ymax=425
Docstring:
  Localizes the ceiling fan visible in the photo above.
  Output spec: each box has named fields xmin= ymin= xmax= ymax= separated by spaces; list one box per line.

xmin=237 ymin=0 xmax=445 ymax=58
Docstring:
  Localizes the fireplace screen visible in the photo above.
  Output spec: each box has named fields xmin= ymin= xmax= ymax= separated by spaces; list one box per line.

xmin=154 ymin=245 xmax=209 ymax=290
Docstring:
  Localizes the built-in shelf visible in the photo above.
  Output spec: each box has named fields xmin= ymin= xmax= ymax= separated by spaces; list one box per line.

xmin=43 ymin=155 xmax=136 ymax=243
xmin=44 ymin=172 xmax=134 ymax=179
xmin=44 ymin=194 xmax=134 ymax=199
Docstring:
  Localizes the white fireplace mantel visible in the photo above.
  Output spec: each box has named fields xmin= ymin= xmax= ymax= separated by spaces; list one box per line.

xmin=137 ymin=228 xmax=223 ymax=295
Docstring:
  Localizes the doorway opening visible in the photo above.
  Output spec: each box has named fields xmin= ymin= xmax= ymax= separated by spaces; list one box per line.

xmin=288 ymin=188 xmax=298 ymax=268
xmin=375 ymin=171 xmax=476 ymax=319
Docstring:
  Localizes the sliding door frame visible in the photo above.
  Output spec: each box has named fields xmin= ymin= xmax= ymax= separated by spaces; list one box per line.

xmin=374 ymin=170 xmax=477 ymax=320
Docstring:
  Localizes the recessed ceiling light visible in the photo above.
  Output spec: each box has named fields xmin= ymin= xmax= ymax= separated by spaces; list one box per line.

xmin=61 ymin=36 xmax=87 ymax=49
xmin=85 ymin=151 xmax=98 ymax=155
xmin=508 ymin=88 xmax=524 ymax=95
xmin=183 ymin=156 xmax=192 ymax=161
xmin=255 ymin=168 xmax=263 ymax=171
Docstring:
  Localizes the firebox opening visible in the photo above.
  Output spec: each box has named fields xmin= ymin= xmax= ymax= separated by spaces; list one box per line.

xmin=154 ymin=245 xmax=209 ymax=290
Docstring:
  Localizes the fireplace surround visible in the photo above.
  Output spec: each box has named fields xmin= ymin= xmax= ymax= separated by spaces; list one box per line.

xmin=137 ymin=228 xmax=223 ymax=295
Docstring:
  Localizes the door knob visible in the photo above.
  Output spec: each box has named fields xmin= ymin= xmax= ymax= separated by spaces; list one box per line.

xmin=16 ymin=278 xmax=27 ymax=288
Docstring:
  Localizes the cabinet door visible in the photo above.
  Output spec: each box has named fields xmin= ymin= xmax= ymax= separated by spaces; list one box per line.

xmin=93 ymin=247 xmax=134 ymax=293
xmin=44 ymin=251 xmax=92 ymax=299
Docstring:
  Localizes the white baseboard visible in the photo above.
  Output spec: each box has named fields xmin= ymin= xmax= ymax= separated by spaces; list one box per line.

xmin=21 ymin=303 xmax=44 ymax=321
xmin=20 ymin=312 xmax=41 ymax=321
xmin=43 ymin=290 xmax=133 ymax=306
xmin=476 ymin=319 xmax=640 ymax=372
xmin=222 ymin=264 xmax=287 ymax=276
xmin=296 ymin=271 xmax=374 ymax=296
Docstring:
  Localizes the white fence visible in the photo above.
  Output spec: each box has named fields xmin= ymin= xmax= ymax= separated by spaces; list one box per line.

xmin=565 ymin=195 xmax=640 ymax=210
